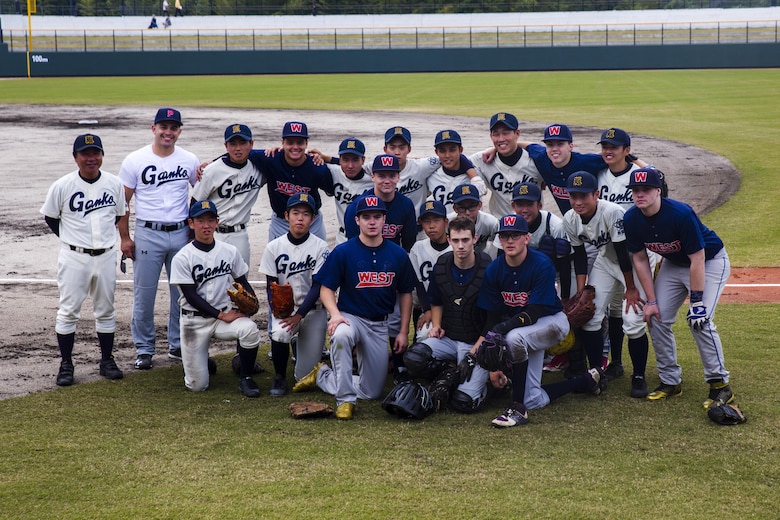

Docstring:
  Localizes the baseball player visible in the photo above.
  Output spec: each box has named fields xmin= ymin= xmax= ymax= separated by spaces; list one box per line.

xmin=118 ymin=107 xmax=200 ymax=370
xmin=449 ymin=183 xmax=499 ymax=259
xmin=410 ymin=216 xmax=492 ymax=413
xmin=469 ymin=112 xmax=543 ymax=218
xmin=170 ymin=200 xmax=263 ymax=397
xmin=292 ymin=196 xmax=417 ymax=420
xmin=563 ymin=172 xmax=650 ymax=398
xmin=191 ymin=124 xmax=265 ymax=264
xmin=478 ymin=214 xmax=603 ymax=427
xmin=624 ymin=168 xmax=736 ymax=408
xmin=408 ymin=200 xmax=451 ymax=340
xmin=259 ymin=193 xmax=330 ymax=396
xmin=247 ymin=121 xmax=334 ymax=241
xmin=41 ymin=134 xmax=126 ymax=386
xmin=309 ymin=137 xmax=374 ymax=245
xmin=426 ymin=130 xmax=483 ymax=214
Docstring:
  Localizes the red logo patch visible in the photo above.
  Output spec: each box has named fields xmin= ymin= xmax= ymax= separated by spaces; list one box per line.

xmin=356 ymin=271 xmax=396 ymax=288
xmin=501 ymin=291 xmax=530 ymax=307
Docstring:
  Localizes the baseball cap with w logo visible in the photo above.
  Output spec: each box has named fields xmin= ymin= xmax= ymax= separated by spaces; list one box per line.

xmin=627 ymin=167 xmax=662 ymax=188
xmin=372 ymin=154 xmax=400 ymax=173
xmin=498 ymin=214 xmax=529 ymax=234
xmin=282 ymin=121 xmax=309 ymax=139
xmin=355 ymin=195 xmax=387 ymax=214
xmin=542 ymin=123 xmax=573 ymax=142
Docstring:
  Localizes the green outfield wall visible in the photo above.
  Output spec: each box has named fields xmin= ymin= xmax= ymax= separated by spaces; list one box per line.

xmin=2 ymin=43 xmax=779 ymax=77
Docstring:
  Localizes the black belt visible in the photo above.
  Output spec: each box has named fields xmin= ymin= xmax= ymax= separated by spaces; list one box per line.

xmin=218 ymin=223 xmax=247 ymax=233
xmin=182 ymin=307 xmax=228 ymax=318
xmin=365 ymin=314 xmax=388 ymax=322
xmin=144 ymin=220 xmax=187 ymax=232
xmin=69 ymin=245 xmax=112 ymax=256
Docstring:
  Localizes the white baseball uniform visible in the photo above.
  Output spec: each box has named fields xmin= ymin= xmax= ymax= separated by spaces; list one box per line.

xmin=427 ymin=167 xmax=475 ymax=214
xmin=192 ymin=157 xmax=265 ymax=264
xmin=408 ymin=238 xmax=452 ymax=339
xmin=40 ymin=169 xmax=126 ymax=335
xmin=259 ymin=232 xmax=330 ymax=380
xmin=326 ymin=163 xmax=373 ymax=245
xmin=171 ymin=239 xmax=261 ymax=392
xmin=469 ymin=150 xmax=543 ymax=218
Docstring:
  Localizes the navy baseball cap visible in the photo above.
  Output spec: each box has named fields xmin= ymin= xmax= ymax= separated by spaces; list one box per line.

xmin=282 ymin=121 xmax=309 ymax=139
xmin=355 ymin=195 xmax=387 ymax=214
xmin=512 ymin=182 xmax=542 ymax=202
xmin=189 ymin=200 xmax=218 ymax=218
xmin=598 ymin=128 xmax=631 ymax=147
xmin=490 ymin=112 xmax=519 ymax=131
xmin=338 ymin=137 xmax=365 ymax=157
xmin=566 ymin=171 xmax=599 ymax=193
xmin=154 ymin=107 xmax=182 ymax=125
xmin=286 ymin=192 xmax=318 ymax=214
xmin=434 ymin=129 xmax=462 ymax=147
xmin=419 ymin=200 xmax=447 ymax=218
xmin=628 ymin=167 xmax=663 ymax=188
xmin=372 ymin=154 xmax=401 ymax=173
xmin=224 ymin=123 xmax=252 ymax=142
xmin=451 ymin=184 xmax=481 ymax=204
xmin=73 ymin=134 xmax=103 ymax=153
xmin=542 ymin=124 xmax=573 ymax=142
xmin=498 ymin=214 xmax=529 ymax=234
xmin=384 ymin=126 xmax=412 ymax=145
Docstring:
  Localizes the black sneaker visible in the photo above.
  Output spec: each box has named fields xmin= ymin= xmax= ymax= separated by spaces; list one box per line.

xmin=207 ymin=357 xmax=217 ymax=376
xmin=603 ymin=362 xmax=624 ymax=381
xmin=586 ymin=368 xmax=607 ymax=396
xmin=99 ymin=357 xmax=124 ymax=380
xmin=168 ymin=348 xmax=182 ymax=360
xmin=56 ymin=361 xmax=75 ymax=386
xmin=238 ymin=377 xmax=261 ymax=398
xmin=269 ymin=375 xmax=287 ymax=397
xmin=630 ymin=375 xmax=648 ymax=398
xmin=134 ymin=354 xmax=153 ymax=370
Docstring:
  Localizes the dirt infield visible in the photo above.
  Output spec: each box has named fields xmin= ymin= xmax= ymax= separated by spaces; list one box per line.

xmin=0 ymin=103 xmax=760 ymax=400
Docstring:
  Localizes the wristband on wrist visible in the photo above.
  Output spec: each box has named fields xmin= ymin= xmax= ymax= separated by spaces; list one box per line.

xmin=690 ymin=290 xmax=704 ymax=302
xmin=646 ymin=300 xmax=657 ymax=306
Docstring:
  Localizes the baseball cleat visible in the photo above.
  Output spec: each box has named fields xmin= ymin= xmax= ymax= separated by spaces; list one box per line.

xmin=99 ymin=357 xmax=124 ymax=380
xmin=703 ymin=383 xmax=734 ymax=409
xmin=134 ymin=354 xmax=153 ymax=370
xmin=269 ymin=375 xmax=287 ymax=397
xmin=56 ymin=361 xmax=75 ymax=386
xmin=603 ymin=362 xmax=624 ymax=381
xmin=335 ymin=402 xmax=354 ymax=420
xmin=647 ymin=383 xmax=682 ymax=401
xmin=586 ymin=368 xmax=607 ymax=396
xmin=238 ymin=377 xmax=261 ymax=398
xmin=292 ymin=362 xmax=324 ymax=393
xmin=630 ymin=375 xmax=648 ymax=398
xmin=168 ymin=348 xmax=182 ymax=361
xmin=491 ymin=402 xmax=529 ymax=428
xmin=543 ymin=354 xmax=569 ymax=373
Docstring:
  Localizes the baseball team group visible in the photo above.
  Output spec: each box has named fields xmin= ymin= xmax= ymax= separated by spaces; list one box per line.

xmin=40 ymin=106 xmax=740 ymax=426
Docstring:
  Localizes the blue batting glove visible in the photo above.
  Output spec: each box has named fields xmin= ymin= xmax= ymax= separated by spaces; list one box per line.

xmin=686 ymin=302 xmax=709 ymax=331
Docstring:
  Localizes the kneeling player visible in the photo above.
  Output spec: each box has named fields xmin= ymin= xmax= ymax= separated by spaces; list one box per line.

xmin=171 ymin=200 xmax=262 ymax=397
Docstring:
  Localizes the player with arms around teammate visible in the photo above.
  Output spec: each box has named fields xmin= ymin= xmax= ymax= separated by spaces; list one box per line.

xmin=406 ymin=216 xmax=493 ymax=413
xmin=259 ymin=193 xmax=330 ymax=396
xmin=426 ymin=130 xmax=483 ymax=213
xmin=624 ymin=168 xmax=736 ymax=408
xmin=118 ymin=108 xmax=200 ymax=370
xmin=41 ymin=134 xmax=127 ymax=386
xmin=292 ymin=196 xmax=417 ymax=420
xmin=192 ymin=124 xmax=264 ymax=264
xmin=477 ymin=215 xmax=603 ymax=427
xmin=563 ymin=172 xmax=650 ymax=398
xmin=171 ymin=201 xmax=263 ymax=397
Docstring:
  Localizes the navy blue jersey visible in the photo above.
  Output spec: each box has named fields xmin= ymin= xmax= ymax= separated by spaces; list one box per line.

xmin=624 ymin=198 xmax=724 ymax=267
xmin=314 ymin=237 xmax=417 ymax=320
xmin=344 ymin=189 xmax=418 ymax=251
xmin=478 ymin=248 xmax=562 ymax=319
xmin=526 ymin=144 xmax=607 ymax=214
xmin=248 ymin=149 xmax=334 ymax=218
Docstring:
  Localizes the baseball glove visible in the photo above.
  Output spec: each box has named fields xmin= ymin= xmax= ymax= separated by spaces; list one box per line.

xmin=563 ymin=285 xmax=596 ymax=329
xmin=476 ymin=331 xmax=514 ymax=372
xmin=227 ymin=281 xmax=259 ymax=316
xmin=289 ymin=401 xmax=334 ymax=419
xmin=707 ymin=403 xmax=747 ymax=426
xmin=547 ymin=329 xmax=576 ymax=356
xmin=270 ymin=281 xmax=295 ymax=319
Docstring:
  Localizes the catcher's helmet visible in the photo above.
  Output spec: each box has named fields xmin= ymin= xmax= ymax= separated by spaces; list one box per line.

xmin=403 ymin=342 xmax=448 ymax=381
xmin=381 ymin=381 xmax=434 ymax=420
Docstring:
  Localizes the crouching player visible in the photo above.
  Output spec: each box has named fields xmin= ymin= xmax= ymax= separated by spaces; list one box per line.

xmin=477 ymin=215 xmax=605 ymax=427
xmin=171 ymin=200 xmax=262 ymax=397
xmin=403 ymin=216 xmax=492 ymax=413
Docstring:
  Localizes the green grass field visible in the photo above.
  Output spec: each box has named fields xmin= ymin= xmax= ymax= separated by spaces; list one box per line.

xmin=1 ymin=70 xmax=779 ymax=518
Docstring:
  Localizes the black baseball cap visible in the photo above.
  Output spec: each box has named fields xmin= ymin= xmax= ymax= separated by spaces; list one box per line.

xmin=73 ymin=134 xmax=103 ymax=153
xmin=566 ymin=171 xmax=599 ymax=193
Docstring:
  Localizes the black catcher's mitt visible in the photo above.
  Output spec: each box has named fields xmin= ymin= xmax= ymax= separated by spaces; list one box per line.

xmin=707 ymin=403 xmax=747 ymax=426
